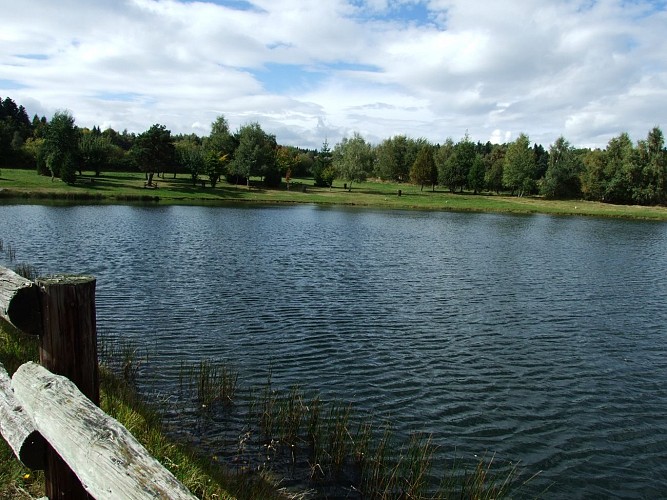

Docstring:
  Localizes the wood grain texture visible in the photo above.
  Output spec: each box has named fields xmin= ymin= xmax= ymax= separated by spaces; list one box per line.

xmin=0 ymin=363 xmax=45 ymax=470
xmin=0 ymin=266 xmax=41 ymax=335
xmin=37 ymin=275 xmax=100 ymax=498
xmin=12 ymin=362 xmax=196 ymax=500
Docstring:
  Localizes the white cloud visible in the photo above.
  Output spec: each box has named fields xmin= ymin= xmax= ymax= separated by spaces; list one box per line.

xmin=1 ymin=0 xmax=665 ymax=149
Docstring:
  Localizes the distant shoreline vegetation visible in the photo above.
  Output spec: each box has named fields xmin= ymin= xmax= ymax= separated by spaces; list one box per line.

xmin=1 ymin=95 xmax=666 ymax=210
xmin=2 ymin=168 xmax=667 ymax=221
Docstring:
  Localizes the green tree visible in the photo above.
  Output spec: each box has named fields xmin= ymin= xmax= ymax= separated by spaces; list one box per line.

xmin=229 ymin=122 xmax=278 ymax=187
xmin=533 ymin=143 xmax=549 ymax=180
xmin=443 ymin=133 xmax=476 ymax=193
xmin=484 ymin=145 xmax=506 ymax=194
xmin=22 ymin=137 xmax=46 ymax=174
xmin=374 ymin=135 xmax=424 ymax=182
xmin=435 ymin=138 xmax=455 ymax=190
xmin=467 ymin=154 xmax=486 ymax=194
xmin=42 ymin=110 xmax=79 ymax=184
xmin=175 ymin=138 xmax=205 ymax=186
xmin=294 ymin=151 xmax=314 ymax=178
xmin=603 ymin=132 xmax=635 ymax=204
xmin=332 ymin=132 xmax=374 ymax=191
xmin=131 ymin=124 xmax=175 ymax=186
xmin=204 ymin=151 xmax=228 ymax=188
xmin=205 ymin=116 xmax=235 ymax=158
xmin=409 ymin=146 xmax=437 ymax=191
xmin=503 ymin=133 xmax=536 ymax=196
xmin=79 ymin=131 xmax=113 ymax=176
xmin=580 ymin=149 xmax=607 ymax=201
xmin=0 ymin=97 xmax=33 ymax=169
xmin=635 ymin=126 xmax=667 ymax=204
xmin=276 ymin=145 xmax=299 ymax=188
xmin=540 ymin=136 xmax=582 ymax=199
xmin=313 ymin=139 xmax=335 ymax=188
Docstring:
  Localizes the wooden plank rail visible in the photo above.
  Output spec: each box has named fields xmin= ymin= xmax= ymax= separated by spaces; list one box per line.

xmin=0 ymin=265 xmax=197 ymax=499
xmin=0 ymin=362 xmax=46 ymax=470
xmin=0 ymin=266 xmax=42 ymax=335
xmin=12 ymin=362 xmax=196 ymax=499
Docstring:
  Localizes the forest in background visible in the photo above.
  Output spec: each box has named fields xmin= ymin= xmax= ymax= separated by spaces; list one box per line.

xmin=1 ymin=96 xmax=666 ymax=206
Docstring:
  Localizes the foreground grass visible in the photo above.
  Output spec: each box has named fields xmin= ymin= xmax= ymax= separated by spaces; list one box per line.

xmin=2 ymin=167 xmax=667 ymax=220
xmin=0 ymin=320 xmax=291 ymax=500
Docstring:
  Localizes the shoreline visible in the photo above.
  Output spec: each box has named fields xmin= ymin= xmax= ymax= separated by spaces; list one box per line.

xmin=2 ymin=168 xmax=667 ymax=221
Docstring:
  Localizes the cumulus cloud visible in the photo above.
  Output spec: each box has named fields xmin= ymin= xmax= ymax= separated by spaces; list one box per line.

xmin=1 ymin=0 xmax=665 ymax=149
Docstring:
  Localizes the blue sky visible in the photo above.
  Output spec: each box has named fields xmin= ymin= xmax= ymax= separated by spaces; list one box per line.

xmin=1 ymin=0 xmax=666 ymax=149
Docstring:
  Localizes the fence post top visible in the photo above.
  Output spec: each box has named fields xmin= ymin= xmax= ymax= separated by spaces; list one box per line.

xmin=36 ymin=275 xmax=96 ymax=286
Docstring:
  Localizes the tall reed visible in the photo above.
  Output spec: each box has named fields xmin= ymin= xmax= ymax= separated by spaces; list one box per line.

xmin=13 ymin=263 xmax=38 ymax=281
xmin=179 ymin=360 xmax=239 ymax=408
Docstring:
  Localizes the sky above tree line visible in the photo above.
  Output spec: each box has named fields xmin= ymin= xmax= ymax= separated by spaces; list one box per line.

xmin=2 ymin=0 xmax=666 ymax=150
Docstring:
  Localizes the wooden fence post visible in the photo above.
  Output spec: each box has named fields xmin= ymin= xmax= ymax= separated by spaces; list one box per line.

xmin=37 ymin=275 xmax=99 ymax=500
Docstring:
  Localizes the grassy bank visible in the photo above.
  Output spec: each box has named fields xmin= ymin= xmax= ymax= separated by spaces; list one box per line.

xmin=2 ymin=167 xmax=667 ymax=220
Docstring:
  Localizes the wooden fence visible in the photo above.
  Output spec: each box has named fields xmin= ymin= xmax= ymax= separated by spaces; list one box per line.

xmin=0 ymin=265 xmax=196 ymax=499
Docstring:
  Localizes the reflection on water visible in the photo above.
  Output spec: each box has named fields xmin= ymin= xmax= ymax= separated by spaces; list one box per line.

xmin=2 ymin=203 xmax=667 ymax=497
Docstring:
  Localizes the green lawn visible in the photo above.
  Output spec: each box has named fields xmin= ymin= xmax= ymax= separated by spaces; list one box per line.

xmin=2 ymin=168 xmax=667 ymax=220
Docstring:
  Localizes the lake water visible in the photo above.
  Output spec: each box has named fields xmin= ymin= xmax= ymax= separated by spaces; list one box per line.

xmin=1 ymin=203 xmax=667 ymax=497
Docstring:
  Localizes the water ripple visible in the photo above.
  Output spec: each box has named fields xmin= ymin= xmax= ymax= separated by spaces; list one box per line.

xmin=2 ymin=204 xmax=667 ymax=497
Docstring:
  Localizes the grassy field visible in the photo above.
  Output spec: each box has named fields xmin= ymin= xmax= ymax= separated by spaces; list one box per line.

xmin=2 ymin=167 xmax=667 ymax=220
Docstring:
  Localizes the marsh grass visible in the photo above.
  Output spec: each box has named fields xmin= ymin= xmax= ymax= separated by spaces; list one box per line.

xmin=205 ymin=377 xmax=524 ymax=498
xmin=1 ymin=317 xmax=524 ymax=499
xmin=98 ymin=336 xmax=147 ymax=384
xmin=325 ymin=403 xmax=352 ymax=475
xmin=13 ymin=263 xmax=38 ymax=281
xmin=98 ymin=368 xmax=289 ymax=499
xmin=5 ymin=243 xmax=16 ymax=262
xmin=276 ymin=386 xmax=306 ymax=449
xmin=179 ymin=360 xmax=239 ymax=409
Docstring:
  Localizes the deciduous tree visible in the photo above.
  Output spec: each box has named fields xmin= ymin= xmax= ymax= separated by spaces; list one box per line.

xmin=503 ymin=133 xmax=536 ymax=196
xmin=635 ymin=126 xmax=667 ymax=204
xmin=131 ymin=124 xmax=175 ymax=186
xmin=435 ymin=138 xmax=455 ymax=189
xmin=333 ymin=132 xmax=374 ymax=191
xmin=42 ymin=110 xmax=79 ymax=184
xmin=442 ymin=133 xmax=476 ymax=193
xmin=484 ymin=145 xmax=506 ymax=194
xmin=540 ymin=136 xmax=582 ymax=199
xmin=603 ymin=132 xmax=635 ymax=204
xmin=409 ymin=146 xmax=437 ymax=191
xmin=467 ymin=154 xmax=486 ymax=194
xmin=229 ymin=122 xmax=278 ymax=187
xmin=175 ymin=138 xmax=205 ymax=186
xmin=79 ymin=132 xmax=113 ymax=176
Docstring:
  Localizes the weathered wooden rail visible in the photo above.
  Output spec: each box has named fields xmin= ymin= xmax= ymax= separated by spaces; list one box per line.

xmin=0 ymin=265 xmax=196 ymax=499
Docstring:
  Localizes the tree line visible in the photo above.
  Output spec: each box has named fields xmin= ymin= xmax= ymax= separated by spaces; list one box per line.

xmin=1 ymin=96 xmax=666 ymax=206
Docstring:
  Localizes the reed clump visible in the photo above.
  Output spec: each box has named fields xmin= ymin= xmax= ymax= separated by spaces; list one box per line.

xmin=5 ymin=243 xmax=16 ymax=262
xmin=98 ymin=336 xmax=147 ymax=385
xmin=13 ymin=263 xmax=38 ymax=281
xmin=174 ymin=367 xmax=523 ymax=498
xmin=179 ymin=359 xmax=239 ymax=409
